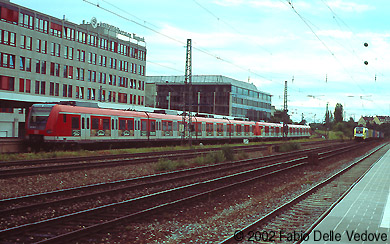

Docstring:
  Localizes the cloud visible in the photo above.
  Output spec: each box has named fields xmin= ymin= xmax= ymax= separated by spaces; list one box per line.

xmin=327 ymin=0 xmax=374 ymax=13
xmin=316 ymin=29 xmax=353 ymax=39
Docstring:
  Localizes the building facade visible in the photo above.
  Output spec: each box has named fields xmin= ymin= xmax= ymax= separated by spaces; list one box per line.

xmin=358 ymin=115 xmax=390 ymax=127
xmin=0 ymin=0 xmax=147 ymax=137
xmin=146 ymin=75 xmax=272 ymax=121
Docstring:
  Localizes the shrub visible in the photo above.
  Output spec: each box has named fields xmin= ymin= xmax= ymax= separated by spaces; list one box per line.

xmin=278 ymin=142 xmax=302 ymax=152
xmin=236 ymin=151 xmax=249 ymax=160
xmin=193 ymin=156 xmax=205 ymax=165
xmin=221 ymin=145 xmax=235 ymax=161
xmin=155 ymin=158 xmax=179 ymax=171
xmin=205 ymin=151 xmax=225 ymax=164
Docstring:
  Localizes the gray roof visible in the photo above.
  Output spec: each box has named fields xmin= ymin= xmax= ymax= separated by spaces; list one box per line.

xmin=146 ymin=75 xmax=269 ymax=94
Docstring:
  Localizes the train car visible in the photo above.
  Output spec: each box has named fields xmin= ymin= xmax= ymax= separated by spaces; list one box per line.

xmin=26 ymin=103 xmax=311 ymax=147
xmin=354 ymin=126 xmax=384 ymax=141
xmin=354 ymin=126 xmax=367 ymax=140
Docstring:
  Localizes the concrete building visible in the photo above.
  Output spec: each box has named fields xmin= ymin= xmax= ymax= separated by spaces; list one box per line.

xmin=0 ymin=0 xmax=147 ymax=137
xmin=146 ymin=75 xmax=272 ymax=121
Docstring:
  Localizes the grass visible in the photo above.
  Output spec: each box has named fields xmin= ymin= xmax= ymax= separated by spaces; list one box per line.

xmin=278 ymin=142 xmax=302 ymax=152
xmin=0 ymin=138 xmax=319 ymax=162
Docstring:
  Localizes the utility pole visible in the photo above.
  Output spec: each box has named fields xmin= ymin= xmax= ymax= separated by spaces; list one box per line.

xmin=185 ymin=39 xmax=192 ymax=146
xmin=283 ymin=80 xmax=288 ymax=138
xmin=325 ymin=102 xmax=329 ymax=139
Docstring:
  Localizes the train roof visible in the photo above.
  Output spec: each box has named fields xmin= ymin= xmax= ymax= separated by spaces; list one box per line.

xmin=45 ymin=104 xmax=310 ymax=128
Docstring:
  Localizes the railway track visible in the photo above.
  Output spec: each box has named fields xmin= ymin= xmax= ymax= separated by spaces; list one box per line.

xmin=0 ymin=142 xmax=347 ymax=228
xmin=0 ymin=142 xmax=369 ymax=243
xmin=219 ymin=142 xmax=388 ymax=244
xmin=0 ymin=140 xmax=335 ymax=178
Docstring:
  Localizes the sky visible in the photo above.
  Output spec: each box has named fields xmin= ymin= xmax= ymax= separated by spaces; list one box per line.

xmin=11 ymin=0 xmax=390 ymax=123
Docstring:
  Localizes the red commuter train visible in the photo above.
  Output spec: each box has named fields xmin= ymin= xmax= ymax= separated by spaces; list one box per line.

xmin=25 ymin=103 xmax=311 ymax=147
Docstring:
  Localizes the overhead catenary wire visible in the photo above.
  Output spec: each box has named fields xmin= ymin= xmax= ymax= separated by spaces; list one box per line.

xmin=82 ymin=0 xmax=276 ymax=84
xmin=83 ymin=0 xmax=386 ymax=118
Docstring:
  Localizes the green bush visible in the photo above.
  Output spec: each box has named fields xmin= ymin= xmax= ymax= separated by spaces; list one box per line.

xmin=193 ymin=155 xmax=205 ymax=165
xmin=236 ymin=151 xmax=249 ymax=160
xmin=221 ymin=145 xmax=235 ymax=161
xmin=155 ymin=158 xmax=180 ymax=171
xmin=205 ymin=151 xmax=225 ymax=164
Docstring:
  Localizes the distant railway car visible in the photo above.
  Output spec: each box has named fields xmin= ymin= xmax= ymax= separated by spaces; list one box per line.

xmin=26 ymin=103 xmax=311 ymax=146
xmin=354 ymin=126 xmax=384 ymax=140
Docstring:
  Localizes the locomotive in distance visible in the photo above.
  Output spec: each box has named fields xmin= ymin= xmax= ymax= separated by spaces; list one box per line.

xmin=25 ymin=103 xmax=311 ymax=146
xmin=354 ymin=126 xmax=384 ymax=140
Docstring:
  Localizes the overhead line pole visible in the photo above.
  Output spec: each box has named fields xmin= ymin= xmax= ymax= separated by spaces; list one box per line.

xmin=283 ymin=80 xmax=288 ymax=139
xmin=185 ymin=39 xmax=192 ymax=146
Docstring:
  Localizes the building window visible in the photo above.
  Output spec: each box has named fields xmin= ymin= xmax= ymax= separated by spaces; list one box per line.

xmin=19 ymin=12 xmax=34 ymax=29
xmin=64 ymin=26 xmax=75 ymax=40
xmin=40 ymin=81 xmax=46 ymax=95
xmin=1 ymin=53 xmax=15 ymax=69
xmin=49 ymin=82 xmax=54 ymax=96
xmin=68 ymin=85 xmax=72 ymax=98
xmin=87 ymin=88 xmax=91 ymax=100
xmin=51 ymin=42 xmax=60 ymax=57
xmin=41 ymin=61 xmax=46 ymax=74
xmin=35 ymin=80 xmax=40 ymax=94
xmin=77 ymin=31 xmax=86 ymax=43
xmin=35 ymin=60 xmax=41 ymax=74
xmin=63 ymin=84 xmax=68 ymax=97
xmin=0 ymin=75 xmax=15 ymax=91
xmin=0 ymin=7 xmax=19 ymax=24
xmin=19 ymin=78 xmax=31 ymax=93
xmin=77 ymin=49 xmax=85 ymax=62
xmin=55 ymin=83 xmax=59 ymax=96
xmin=35 ymin=17 xmax=49 ymax=33
xmin=118 ymin=92 xmax=127 ymax=104
xmin=50 ymin=22 xmax=62 ymax=37
xmin=79 ymin=87 xmax=84 ymax=99
xmin=0 ymin=30 xmax=15 ymax=46
xmin=50 ymin=62 xmax=60 ymax=77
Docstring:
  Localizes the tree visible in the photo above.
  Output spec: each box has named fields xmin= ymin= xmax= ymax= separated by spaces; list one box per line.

xmin=269 ymin=109 xmax=292 ymax=124
xmin=334 ymin=103 xmax=343 ymax=123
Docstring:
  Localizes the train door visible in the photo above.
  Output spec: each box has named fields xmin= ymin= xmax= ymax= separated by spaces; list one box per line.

xmin=111 ymin=116 xmax=118 ymax=139
xmin=80 ymin=114 xmax=91 ymax=140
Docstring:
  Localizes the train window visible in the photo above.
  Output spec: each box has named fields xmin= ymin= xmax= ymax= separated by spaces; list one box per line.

xmin=236 ymin=125 xmax=242 ymax=133
xmin=119 ymin=120 xmax=126 ymax=130
xmin=141 ymin=120 xmax=147 ymax=131
xmin=128 ymin=119 xmax=134 ymax=130
xmin=72 ymin=117 xmax=80 ymax=129
xmin=103 ymin=119 xmax=110 ymax=130
xmin=92 ymin=118 xmax=99 ymax=130
xmin=162 ymin=121 xmax=167 ymax=131
xmin=150 ymin=121 xmax=156 ymax=132
xmin=206 ymin=123 xmax=213 ymax=132
xmin=87 ymin=118 xmax=90 ymax=129
xmin=168 ymin=121 xmax=172 ymax=131
xmin=112 ymin=119 xmax=115 ymax=130
xmin=63 ymin=114 xmax=67 ymax=123
xmin=82 ymin=117 xmax=85 ymax=129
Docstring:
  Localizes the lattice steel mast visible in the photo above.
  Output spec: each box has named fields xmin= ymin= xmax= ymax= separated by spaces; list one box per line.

xmin=185 ymin=39 xmax=192 ymax=146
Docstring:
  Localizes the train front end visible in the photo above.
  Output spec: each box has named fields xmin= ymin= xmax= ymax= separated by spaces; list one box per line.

xmin=26 ymin=104 xmax=57 ymax=145
xmin=354 ymin=126 xmax=366 ymax=140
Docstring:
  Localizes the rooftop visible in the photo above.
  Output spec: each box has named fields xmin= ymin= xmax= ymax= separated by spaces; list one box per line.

xmin=147 ymin=75 xmax=269 ymax=94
